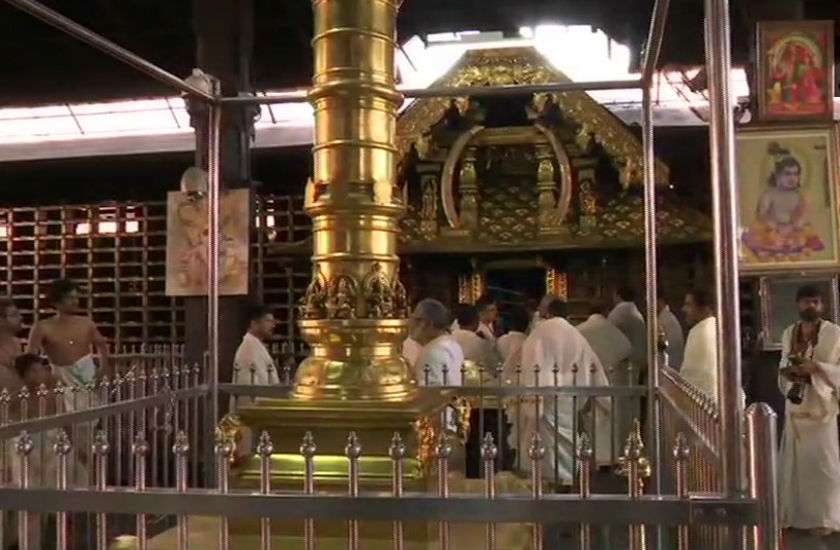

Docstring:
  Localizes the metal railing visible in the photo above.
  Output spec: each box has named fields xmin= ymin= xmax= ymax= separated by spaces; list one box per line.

xmin=0 ymin=382 xmax=777 ymax=550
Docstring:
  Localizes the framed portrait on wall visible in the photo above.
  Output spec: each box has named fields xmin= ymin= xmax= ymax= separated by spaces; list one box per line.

xmin=165 ymin=188 xmax=250 ymax=296
xmin=737 ymin=125 xmax=840 ymax=272
xmin=756 ymin=20 xmax=835 ymax=122
xmin=759 ymin=274 xmax=839 ymax=350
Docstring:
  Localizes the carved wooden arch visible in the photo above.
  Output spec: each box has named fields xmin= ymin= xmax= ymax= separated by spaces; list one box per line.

xmin=439 ymin=125 xmax=574 ymax=229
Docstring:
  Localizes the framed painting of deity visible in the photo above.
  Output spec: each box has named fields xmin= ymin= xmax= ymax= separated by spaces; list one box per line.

xmin=759 ymin=274 xmax=839 ymax=350
xmin=165 ymin=188 xmax=250 ymax=296
xmin=737 ymin=125 xmax=840 ymax=272
xmin=756 ymin=20 xmax=835 ymax=122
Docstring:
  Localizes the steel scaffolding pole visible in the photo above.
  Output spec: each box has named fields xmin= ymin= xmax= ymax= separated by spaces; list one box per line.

xmin=703 ymin=0 xmax=745 ymax=497
xmin=2 ymin=0 xmax=215 ymax=101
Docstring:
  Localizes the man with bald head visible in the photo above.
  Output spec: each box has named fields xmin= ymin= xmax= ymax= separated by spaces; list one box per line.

xmin=409 ymin=298 xmax=464 ymax=386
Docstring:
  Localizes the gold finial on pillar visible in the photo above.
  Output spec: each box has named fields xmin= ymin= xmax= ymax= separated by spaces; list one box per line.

xmin=295 ymin=0 xmax=413 ymax=401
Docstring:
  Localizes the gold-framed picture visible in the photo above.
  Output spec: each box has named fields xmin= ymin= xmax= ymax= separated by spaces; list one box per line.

xmin=759 ymin=274 xmax=839 ymax=350
xmin=756 ymin=20 xmax=835 ymax=122
xmin=165 ymin=188 xmax=250 ymax=296
xmin=737 ymin=125 xmax=840 ymax=272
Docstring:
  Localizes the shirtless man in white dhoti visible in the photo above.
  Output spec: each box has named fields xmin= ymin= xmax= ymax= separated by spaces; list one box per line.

xmin=778 ymin=284 xmax=840 ymax=536
xmin=0 ymin=297 xmax=24 ymax=395
xmin=27 ymin=279 xmax=111 ymax=410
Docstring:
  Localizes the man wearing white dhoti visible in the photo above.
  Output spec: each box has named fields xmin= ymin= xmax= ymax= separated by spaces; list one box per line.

xmin=658 ymin=293 xmax=685 ymax=370
xmin=409 ymin=299 xmax=463 ymax=386
xmin=27 ymin=279 xmax=110 ymax=412
xmin=498 ymin=306 xmax=529 ymax=381
xmin=577 ymin=303 xmax=633 ymax=380
xmin=608 ymin=287 xmax=647 ymax=380
xmin=451 ymin=304 xmax=500 ymax=370
xmin=679 ymin=289 xmax=718 ymax=403
xmin=511 ymin=298 xmax=612 ymax=485
xmin=778 ymin=285 xmax=840 ymax=536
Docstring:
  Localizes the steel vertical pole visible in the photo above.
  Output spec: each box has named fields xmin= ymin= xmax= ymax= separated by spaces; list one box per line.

xmin=703 ymin=0 xmax=744 ymax=497
xmin=745 ymin=404 xmax=780 ymax=550
xmin=206 ymin=99 xmax=221 ymax=486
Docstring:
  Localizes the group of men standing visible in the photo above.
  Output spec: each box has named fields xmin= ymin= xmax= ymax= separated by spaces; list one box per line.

xmin=400 ymin=287 xmax=722 ymax=485
xmin=5 ymin=276 xmax=837 ymax=537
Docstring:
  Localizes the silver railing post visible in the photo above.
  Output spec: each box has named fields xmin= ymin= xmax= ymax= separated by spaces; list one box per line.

xmin=215 ymin=428 xmax=234 ymax=550
xmin=435 ymin=433 xmax=452 ymax=550
xmin=389 ymin=432 xmax=406 ymax=550
xmin=673 ymin=433 xmax=690 ymax=550
xmin=300 ymin=431 xmax=316 ymax=550
xmin=482 ymin=433 xmax=497 ymax=550
xmin=745 ymin=404 xmax=779 ymax=550
xmin=577 ymin=432 xmax=593 ymax=550
xmin=346 ymin=432 xmax=362 ymax=550
xmin=16 ymin=431 xmax=33 ymax=550
xmin=528 ymin=432 xmax=544 ymax=550
xmin=173 ymin=431 xmax=191 ymax=549
xmin=703 ymin=0 xmax=744 ymax=498
xmin=92 ymin=430 xmax=110 ymax=550
xmin=257 ymin=431 xmax=274 ymax=550
xmin=54 ymin=429 xmax=72 ymax=550
xmin=133 ymin=431 xmax=149 ymax=550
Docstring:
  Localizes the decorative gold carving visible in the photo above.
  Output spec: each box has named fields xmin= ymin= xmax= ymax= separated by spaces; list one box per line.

xmin=301 ymin=265 xmax=327 ymax=319
xmin=327 ymin=274 xmax=358 ymax=320
xmin=420 ymin=174 xmax=438 ymax=240
xmin=545 ymin=268 xmax=568 ymax=300
xmin=578 ymin=164 xmax=599 ymax=235
xmin=362 ymin=262 xmax=394 ymax=319
xmin=396 ymin=48 xmax=669 ymax=188
xmin=458 ymin=146 xmax=480 ymax=231
xmin=454 ymin=397 xmax=472 ymax=444
xmin=392 ymin=271 xmax=408 ymax=318
xmin=217 ymin=414 xmax=244 ymax=464
xmin=535 ymin=143 xmax=564 ymax=233
xmin=412 ymin=415 xmax=437 ymax=472
xmin=458 ymin=268 xmax=486 ymax=304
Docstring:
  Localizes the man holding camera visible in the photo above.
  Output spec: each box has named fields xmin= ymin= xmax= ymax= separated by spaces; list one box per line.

xmin=778 ymin=285 xmax=840 ymax=536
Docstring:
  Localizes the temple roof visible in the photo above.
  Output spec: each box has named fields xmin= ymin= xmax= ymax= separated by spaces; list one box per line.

xmin=397 ymin=47 xmax=670 ymax=189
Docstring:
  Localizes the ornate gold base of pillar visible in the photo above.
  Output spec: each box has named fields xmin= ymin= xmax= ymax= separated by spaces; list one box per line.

xmin=234 ymin=388 xmax=454 ymax=490
xmin=292 ymin=319 xmax=417 ymax=402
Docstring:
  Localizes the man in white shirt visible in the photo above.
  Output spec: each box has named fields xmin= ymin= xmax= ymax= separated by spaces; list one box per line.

xmin=679 ymin=289 xmax=718 ymax=402
xmin=451 ymin=304 xmax=500 ymax=369
xmin=409 ymin=299 xmax=463 ymax=386
xmin=497 ymin=306 xmax=529 ymax=380
xmin=577 ymin=303 xmax=633 ymax=380
xmin=657 ymin=293 xmax=685 ymax=369
xmin=475 ymin=295 xmax=499 ymax=343
xmin=233 ymin=304 xmax=279 ymax=386
xmin=513 ymin=298 xmax=612 ymax=484
xmin=608 ymin=286 xmax=648 ymax=376
xmin=778 ymin=285 xmax=840 ymax=536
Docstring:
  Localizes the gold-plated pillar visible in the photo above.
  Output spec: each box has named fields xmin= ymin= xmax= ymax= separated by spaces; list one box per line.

xmin=296 ymin=0 xmax=413 ymax=401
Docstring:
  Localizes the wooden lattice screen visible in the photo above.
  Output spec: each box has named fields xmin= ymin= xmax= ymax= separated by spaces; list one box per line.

xmin=0 ymin=194 xmax=311 ymax=352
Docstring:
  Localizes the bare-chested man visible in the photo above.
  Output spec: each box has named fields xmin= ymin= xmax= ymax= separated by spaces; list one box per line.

xmin=0 ymin=297 xmax=23 ymax=394
xmin=27 ymin=279 xmax=111 ymax=401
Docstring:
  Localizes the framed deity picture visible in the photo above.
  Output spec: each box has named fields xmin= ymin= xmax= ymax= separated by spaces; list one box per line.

xmin=737 ymin=125 xmax=840 ymax=272
xmin=165 ymin=188 xmax=250 ymax=296
xmin=759 ymin=274 xmax=839 ymax=350
xmin=756 ymin=20 xmax=835 ymax=122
